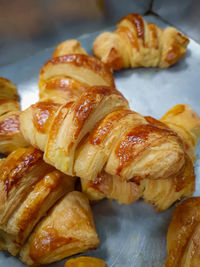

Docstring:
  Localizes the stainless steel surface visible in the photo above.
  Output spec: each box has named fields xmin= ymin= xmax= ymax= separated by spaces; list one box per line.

xmin=0 ymin=14 xmax=200 ymax=267
xmin=0 ymin=0 xmax=151 ymax=67
xmin=153 ymin=0 xmax=200 ymax=43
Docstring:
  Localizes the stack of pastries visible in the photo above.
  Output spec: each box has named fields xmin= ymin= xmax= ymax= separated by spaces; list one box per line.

xmin=0 ymin=13 xmax=199 ymax=267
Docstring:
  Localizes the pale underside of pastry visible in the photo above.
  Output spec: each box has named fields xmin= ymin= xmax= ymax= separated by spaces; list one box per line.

xmin=20 ymin=191 xmax=100 ymax=266
xmin=93 ymin=13 xmax=189 ymax=70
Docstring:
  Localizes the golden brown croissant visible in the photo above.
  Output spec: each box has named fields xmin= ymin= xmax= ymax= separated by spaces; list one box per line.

xmin=0 ymin=146 xmax=75 ymax=255
xmin=39 ymin=44 xmax=115 ymax=104
xmin=65 ymin=256 xmax=108 ymax=267
xmin=20 ymin=191 xmax=100 ymax=266
xmin=20 ymin=75 xmax=199 ymax=211
xmin=21 ymin=86 xmax=128 ymax=175
xmin=53 ymin=39 xmax=87 ymax=58
xmin=19 ymin=41 xmax=199 ymax=211
xmin=0 ymin=78 xmax=28 ymax=154
xmin=83 ymin=105 xmax=199 ymax=210
xmin=165 ymin=197 xmax=200 ymax=267
xmin=93 ymin=13 xmax=189 ymax=70
xmin=161 ymin=104 xmax=200 ymax=163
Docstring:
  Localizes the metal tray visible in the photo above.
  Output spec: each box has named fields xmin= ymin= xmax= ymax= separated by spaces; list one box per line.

xmin=0 ymin=14 xmax=200 ymax=267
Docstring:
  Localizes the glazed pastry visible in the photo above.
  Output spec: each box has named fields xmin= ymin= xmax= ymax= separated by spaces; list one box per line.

xmin=52 ymin=39 xmax=87 ymax=58
xmin=161 ymin=104 xmax=200 ymax=163
xmin=83 ymin=105 xmax=199 ymax=210
xmin=0 ymin=146 xmax=75 ymax=255
xmin=65 ymin=256 xmax=108 ymax=267
xmin=20 ymin=73 xmax=200 ymax=210
xmin=0 ymin=77 xmax=20 ymax=115
xmin=93 ymin=13 xmax=189 ymax=70
xmin=165 ymin=197 xmax=200 ymax=267
xmin=20 ymin=41 xmax=199 ymax=211
xmin=0 ymin=78 xmax=28 ymax=154
xmin=20 ymin=191 xmax=100 ymax=266
xmin=0 ymin=111 xmax=28 ymax=154
xmin=21 ymin=86 xmax=128 ymax=176
xmin=39 ymin=45 xmax=115 ymax=103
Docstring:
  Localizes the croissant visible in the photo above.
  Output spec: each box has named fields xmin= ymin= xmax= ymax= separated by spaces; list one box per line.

xmin=52 ymin=39 xmax=87 ymax=58
xmin=65 ymin=256 xmax=108 ymax=267
xmin=19 ymin=40 xmax=199 ymax=211
xmin=20 ymin=61 xmax=200 ymax=211
xmin=20 ymin=191 xmax=100 ymax=266
xmin=165 ymin=197 xmax=200 ymax=267
xmin=0 ymin=77 xmax=28 ymax=154
xmin=83 ymin=105 xmax=199 ymax=210
xmin=39 ymin=41 xmax=115 ymax=104
xmin=93 ymin=13 xmax=189 ymax=70
xmin=0 ymin=146 xmax=75 ymax=255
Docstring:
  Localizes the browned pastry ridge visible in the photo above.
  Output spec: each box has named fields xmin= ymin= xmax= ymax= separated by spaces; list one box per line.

xmin=93 ymin=13 xmax=189 ymax=70
xmin=20 ymin=40 xmax=200 ymax=211
xmin=165 ymin=197 xmax=200 ymax=267
xmin=0 ymin=77 xmax=28 ymax=154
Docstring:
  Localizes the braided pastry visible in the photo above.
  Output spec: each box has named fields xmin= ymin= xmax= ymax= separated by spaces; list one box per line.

xmin=165 ymin=197 xmax=200 ymax=267
xmin=20 ymin=43 xmax=200 ymax=210
xmin=0 ymin=78 xmax=28 ymax=154
xmin=93 ymin=13 xmax=189 ymax=70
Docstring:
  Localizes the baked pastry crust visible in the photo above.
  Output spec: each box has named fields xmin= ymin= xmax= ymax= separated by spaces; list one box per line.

xmin=65 ymin=256 xmax=107 ymax=267
xmin=0 ymin=78 xmax=28 ymax=154
xmin=0 ymin=147 xmax=75 ymax=255
xmin=20 ymin=191 xmax=100 ymax=266
xmin=52 ymin=40 xmax=87 ymax=58
xmin=19 ymin=41 xmax=199 ymax=211
xmin=165 ymin=197 xmax=200 ymax=267
xmin=0 ymin=111 xmax=28 ymax=154
xmin=93 ymin=13 xmax=189 ymax=70
xmin=79 ymin=105 xmax=199 ymax=211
